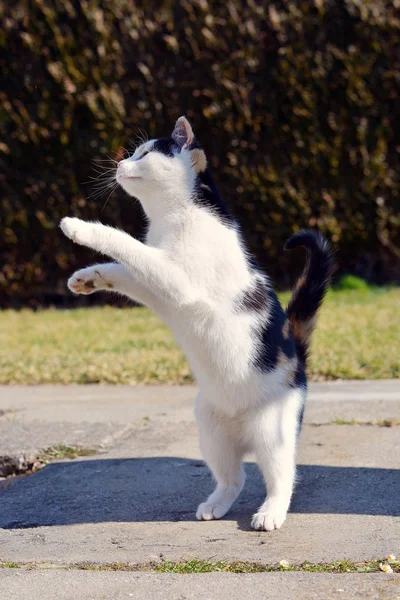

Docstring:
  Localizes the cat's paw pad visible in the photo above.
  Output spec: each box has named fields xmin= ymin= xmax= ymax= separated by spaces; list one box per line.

xmin=196 ymin=502 xmax=227 ymax=521
xmin=68 ymin=269 xmax=113 ymax=295
xmin=60 ymin=217 xmax=92 ymax=245
xmin=251 ymin=506 xmax=287 ymax=531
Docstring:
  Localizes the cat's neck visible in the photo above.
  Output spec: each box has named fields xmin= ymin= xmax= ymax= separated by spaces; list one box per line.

xmin=138 ymin=186 xmax=192 ymax=222
xmin=145 ymin=202 xmax=193 ymax=246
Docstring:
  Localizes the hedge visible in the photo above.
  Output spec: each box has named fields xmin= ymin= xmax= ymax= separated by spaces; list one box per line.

xmin=0 ymin=0 xmax=399 ymax=306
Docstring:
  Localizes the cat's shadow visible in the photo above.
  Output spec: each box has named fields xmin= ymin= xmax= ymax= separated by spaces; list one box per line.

xmin=0 ymin=457 xmax=398 ymax=529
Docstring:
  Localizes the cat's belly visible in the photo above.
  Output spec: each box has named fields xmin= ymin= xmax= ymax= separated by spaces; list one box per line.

xmin=168 ymin=311 xmax=255 ymax=381
xmin=162 ymin=308 xmax=292 ymax=415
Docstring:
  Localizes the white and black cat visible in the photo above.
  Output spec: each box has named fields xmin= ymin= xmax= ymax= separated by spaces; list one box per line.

xmin=60 ymin=116 xmax=333 ymax=531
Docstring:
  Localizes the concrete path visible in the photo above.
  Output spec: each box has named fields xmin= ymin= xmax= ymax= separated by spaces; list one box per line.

xmin=0 ymin=381 xmax=399 ymax=599
xmin=1 ymin=571 xmax=399 ymax=600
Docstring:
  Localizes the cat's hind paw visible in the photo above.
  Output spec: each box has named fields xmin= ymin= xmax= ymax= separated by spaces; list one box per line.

xmin=196 ymin=502 xmax=228 ymax=521
xmin=251 ymin=502 xmax=287 ymax=531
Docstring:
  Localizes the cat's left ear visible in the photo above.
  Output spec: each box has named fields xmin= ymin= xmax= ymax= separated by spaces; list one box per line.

xmin=172 ymin=116 xmax=194 ymax=149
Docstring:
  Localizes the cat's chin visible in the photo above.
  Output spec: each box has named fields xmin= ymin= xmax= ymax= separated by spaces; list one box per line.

xmin=116 ymin=175 xmax=143 ymax=196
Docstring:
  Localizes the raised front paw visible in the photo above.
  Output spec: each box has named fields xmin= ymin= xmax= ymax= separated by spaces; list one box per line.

xmin=60 ymin=217 xmax=93 ymax=246
xmin=68 ymin=267 xmax=114 ymax=295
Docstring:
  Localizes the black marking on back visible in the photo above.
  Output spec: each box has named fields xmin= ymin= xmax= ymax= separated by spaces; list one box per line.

xmin=194 ymin=168 xmax=235 ymax=226
xmin=255 ymin=292 xmax=297 ymax=372
xmin=237 ymin=278 xmax=268 ymax=312
xmin=292 ymin=361 xmax=307 ymax=390
xmin=153 ymin=138 xmax=180 ymax=157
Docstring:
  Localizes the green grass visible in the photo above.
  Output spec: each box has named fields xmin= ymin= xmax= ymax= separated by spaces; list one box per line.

xmin=332 ymin=418 xmax=400 ymax=427
xmin=333 ymin=275 xmax=371 ymax=292
xmin=1 ymin=558 xmax=398 ymax=573
xmin=0 ymin=288 xmax=398 ymax=384
xmin=37 ymin=445 xmax=97 ymax=462
xmin=155 ymin=558 xmax=399 ymax=574
xmin=0 ymin=562 xmax=21 ymax=569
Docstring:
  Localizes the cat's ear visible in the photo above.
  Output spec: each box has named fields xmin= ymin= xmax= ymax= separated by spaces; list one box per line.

xmin=172 ymin=116 xmax=194 ymax=149
xmin=190 ymin=149 xmax=207 ymax=173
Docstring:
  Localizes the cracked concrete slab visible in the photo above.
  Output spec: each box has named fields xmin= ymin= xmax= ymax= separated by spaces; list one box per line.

xmin=0 ymin=570 xmax=399 ymax=600
xmin=0 ymin=381 xmax=399 ymax=567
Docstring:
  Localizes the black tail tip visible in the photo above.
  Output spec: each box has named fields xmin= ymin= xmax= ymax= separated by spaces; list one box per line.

xmin=284 ymin=229 xmax=331 ymax=254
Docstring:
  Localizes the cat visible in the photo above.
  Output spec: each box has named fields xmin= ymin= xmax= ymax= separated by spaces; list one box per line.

xmin=60 ymin=116 xmax=334 ymax=531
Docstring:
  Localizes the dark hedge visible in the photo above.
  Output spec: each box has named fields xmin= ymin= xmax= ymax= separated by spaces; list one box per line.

xmin=0 ymin=0 xmax=399 ymax=307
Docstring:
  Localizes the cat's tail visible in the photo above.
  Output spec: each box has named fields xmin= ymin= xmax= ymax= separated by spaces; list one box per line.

xmin=284 ymin=230 xmax=335 ymax=365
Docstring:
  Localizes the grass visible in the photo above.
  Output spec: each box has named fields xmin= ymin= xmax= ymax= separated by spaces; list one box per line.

xmin=0 ymin=558 xmax=398 ymax=573
xmin=37 ymin=445 xmax=97 ymax=462
xmin=333 ymin=275 xmax=372 ymax=292
xmin=0 ymin=287 xmax=398 ymax=384
xmin=332 ymin=418 xmax=400 ymax=427
xmin=154 ymin=558 xmax=400 ymax=574
xmin=0 ymin=562 xmax=20 ymax=569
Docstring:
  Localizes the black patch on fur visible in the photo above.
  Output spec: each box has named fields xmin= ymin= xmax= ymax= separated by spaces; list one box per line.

xmin=292 ymin=362 xmax=307 ymax=390
xmin=135 ymin=150 xmax=149 ymax=161
xmin=297 ymin=397 xmax=306 ymax=436
xmin=153 ymin=138 xmax=180 ymax=157
xmin=237 ymin=278 xmax=268 ymax=312
xmin=186 ymin=139 xmax=234 ymax=224
xmin=255 ymin=292 xmax=296 ymax=372
xmin=194 ymin=168 xmax=235 ymax=226
xmin=291 ymin=363 xmax=307 ymax=436
xmin=153 ymin=135 xmax=235 ymax=225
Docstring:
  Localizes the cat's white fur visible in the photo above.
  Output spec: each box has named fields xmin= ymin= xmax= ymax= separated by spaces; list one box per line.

xmin=61 ymin=117 xmax=305 ymax=531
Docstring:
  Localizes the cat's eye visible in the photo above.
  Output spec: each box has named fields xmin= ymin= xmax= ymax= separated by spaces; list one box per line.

xmin=136 ymin=150 xmax=149 ymax=161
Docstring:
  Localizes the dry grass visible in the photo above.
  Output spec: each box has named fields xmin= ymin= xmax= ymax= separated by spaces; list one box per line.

xmin=0 ymin=288 xmax=398 ymax=384
xmin=1 ymin=558 xmax=399 ymax=573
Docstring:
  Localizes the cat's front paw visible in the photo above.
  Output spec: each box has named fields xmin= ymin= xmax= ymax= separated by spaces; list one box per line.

xmin=68 ymin=267 xmax=114 ymax=295
xmin=60 ymin=217 xmax=93 ymax=246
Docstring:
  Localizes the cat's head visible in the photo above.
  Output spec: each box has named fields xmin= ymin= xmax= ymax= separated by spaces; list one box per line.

xmin=116 ymin=117 xmax=208 ymax=218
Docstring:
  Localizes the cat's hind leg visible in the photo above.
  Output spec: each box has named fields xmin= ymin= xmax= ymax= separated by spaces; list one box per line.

xmin=195 ymin=397 xmax=245 ymax=521
xmin=250 ymin=386 xmax=305 ymax=531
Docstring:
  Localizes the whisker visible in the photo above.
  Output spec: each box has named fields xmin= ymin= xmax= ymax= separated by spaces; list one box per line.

xmin=92 ymin=156 xmax=118 ymax=164
xmin=133 ymin=132 xmax=145 ymax=148
xmin=86 ymin=179 xmax=118 ymax=200
xmin=128 ymin=138 xmax=139 ymax=152
xmin=117 ymin=146 xmax=131 ymax=160
xmin=89 ymin=178 xmax=116 ymax=190
xmin=100 ymin=183 xmax=119 ymax=212
xmin=89 ymin=169 xmax=116 ymax=177
xmin=82 ymin=174 xmax=116 ymax=186
xmin=138 ymin=128 xmax=149 ymax=143
xmin=89 ymin=182 xmax=116 ymax=194
xmin=91 ymin=164 xmax=117 ymax=172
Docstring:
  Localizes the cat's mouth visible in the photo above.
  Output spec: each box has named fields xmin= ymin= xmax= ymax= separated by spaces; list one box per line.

xmin=117 ymin=174 xmax=142 ymax=181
